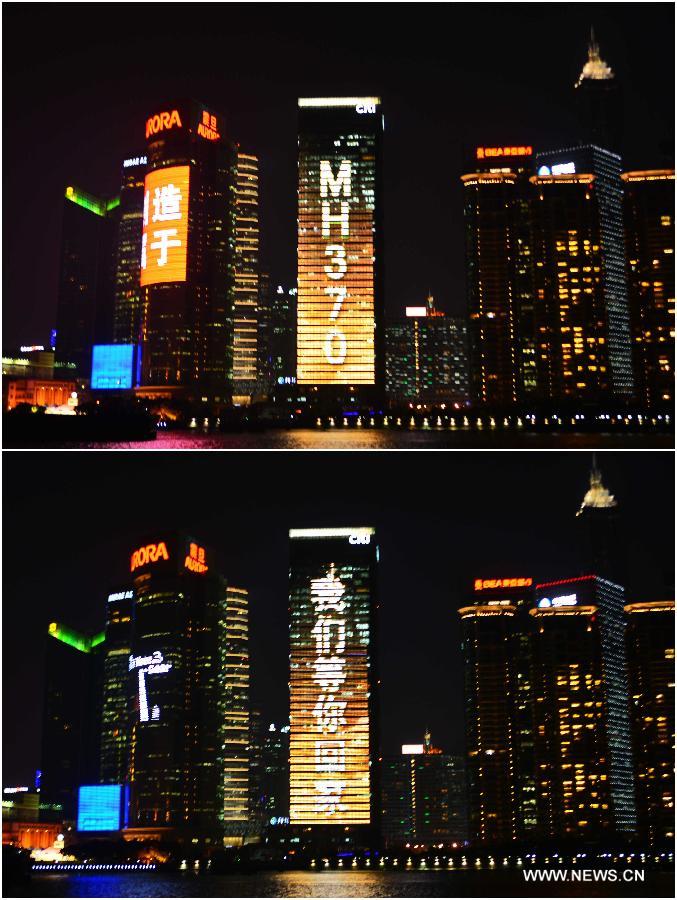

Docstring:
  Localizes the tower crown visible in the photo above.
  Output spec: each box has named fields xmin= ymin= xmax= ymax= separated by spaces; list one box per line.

xmin=576 ymin=28 xmax=614 ymax=85
xmin=577 ymin=456 xmax=617 ymax=514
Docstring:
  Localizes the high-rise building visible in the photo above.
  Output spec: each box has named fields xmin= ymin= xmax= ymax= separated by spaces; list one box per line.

xmin=232 ymin=153 xmax=260 ymax=404
xmin=385 ymin=296 xmax=470 ymax=407
xmin=381 ymin=736 xmax=467 ymax=848
xmin=139 ymin=101 xmax=237 ymax=400
xmin=532 ymin=146 xmax=634 ymax=402
xmin=574 ymin=30 xmax=622 ymax=154
xmin=256 ymin=270 xmax=273 ymax=394
xmin=625 ymin=600 xmax=675 ymax=846
xmin=125 ymin=535 xmax=233 ymax=844
xmin=531 ymin=575 xmax=636 ymax=839
xmin=221 ymin=585 xmax=250 ymax=840
xmin=575 ymin=457 xmax=623 ymax=584
xmin=55 ymin=186 xmax=120 ymax=376
xmin=297 ymin=98 xmax=384 ymax=406
xmin=459 ymin=576 xmax=537 ymax=844
xmin=462 ymin=145 xmax=538 ymax=404
xmin=40 ymin=623 xmax=105 ymax=821
xmin=99 ymin=588 xmax=134 ymax=784
xmin=259 ymin=723 xmax=290 ymax=827
xmin=269 ymin=283 xmax=297 ymax=388
xmin=112 ymin=156 xmax=146 ymax=346
xmin=288 ymin=527 xmax=380 ymax=841
xmin=622 ymin=169 xmax=675 ymax=406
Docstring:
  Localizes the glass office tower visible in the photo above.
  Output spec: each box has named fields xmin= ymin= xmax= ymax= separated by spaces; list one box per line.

xmin=112 ymin=156 xmax=146 ymax=346
xmin=232 ymin=154 xmax=260 ymax=404
xmin=99 ymin=588 xmax=134 ymax=784
xmin=288 ymin=527 xmax=380 ymax=839
xmin=297 ymin=98 xmax=384 ymax=406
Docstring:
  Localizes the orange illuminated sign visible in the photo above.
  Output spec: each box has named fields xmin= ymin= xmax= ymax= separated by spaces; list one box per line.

xmin=141 ymin=166 xmax=190 ymax=287
xmin=474 ymin=577 xmax=533 ymax=591
xmin=476 ymin=146 xmax=532 ymax=159
xmin=197 ymin=110 xmax=220 ymax=141
xmin=146 ymin=109 xmax=183 ymax=139
xmin=184 ymin=543 xmax=208 ymax=574
xmin=131 ymin=542 xmax=170 ymax=572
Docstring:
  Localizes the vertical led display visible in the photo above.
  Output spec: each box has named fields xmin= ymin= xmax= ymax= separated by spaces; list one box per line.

xmin=140 ymin=165 xmax=190 ymax=286
xmin=288 ymin=527 xmax=377 ymax=825
xmin=297 ymin=98 xmax=382 ymax=385
xmin=77 ymin=784 xmax=123 ymax=831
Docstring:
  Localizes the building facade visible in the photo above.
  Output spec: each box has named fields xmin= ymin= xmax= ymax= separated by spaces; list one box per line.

xmin=112 ymin=156 xmax=146 ymax=346
xmin=99 ymin=588 xmax=134 ymax=784
xmin=297 ymin=98 xmax=384 ymax=406
xmin=288 ymin=527 xmax=380 ymax=839
xmin=232 ymin=154 xmax=260 ymax=404
xmin=622 ymin=169 xmax=675 ymax=407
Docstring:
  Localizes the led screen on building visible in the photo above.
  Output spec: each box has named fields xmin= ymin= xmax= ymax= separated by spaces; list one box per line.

xmin=77 ymin=784 xmax=123 ymax=831
xmin=140 ymin=165 xmax=190 ymax=286
xmin=288 ymin=527 xmax=376 ymax=825
xmin=297 ymin=99 xmax=381 ymax=385
xmin=91 ymin=344 xmax=136 ymax=389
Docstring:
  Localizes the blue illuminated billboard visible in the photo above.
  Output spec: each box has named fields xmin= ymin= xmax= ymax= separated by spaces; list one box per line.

xmin=77 ymin=784 xmax=123 ymax=831
xmin=91 ymin=344 xmax=138 ymax=390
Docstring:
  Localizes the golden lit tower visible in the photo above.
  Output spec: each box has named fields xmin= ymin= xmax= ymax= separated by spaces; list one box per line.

xmin=232 ymin=154 xmax=260 ymax=404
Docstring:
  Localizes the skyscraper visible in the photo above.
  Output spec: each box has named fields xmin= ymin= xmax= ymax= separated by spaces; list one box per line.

xmin=125 ymin=535 xmax=234 ymax=844
xmin=532 ymin=146 xmax=634 ymax=401
xmin=40 ymin=623 xmax=105 ymax=821
xmin=462 ymin=145 xmax=538 ymax=404
xmin=531 ymin=575 xmax=636 ymax=839
xmin=385 ymin=297 xmax=470 ymax=407
xmin=112 ymin=156 xmax=146 ymax=346
xmin=625 ymin=599 xmax=675 ymax=846
xmin=232 ymin=153 xmax=260 ymax=404
xmin=288 ymin=527 xmax=380 ymax=841
xmin=574 ymin=30 xmax=622 ymax=154
xmin=622 ymin=169 xmax=675 ymax=406
xmin=55 ymin=186 xmax=120 ymax=376
xmin=297 ymin=98 xmax=384 ymax=406
xmin=99 ymin=588 xmax=134 ymax=785
xmin=575 ymin=457 xmax=622 ymax=584
xmin=139 ymin=101 xmax=237 ymax=400
xmin=459 ymin=576 xmax=537 ymax=844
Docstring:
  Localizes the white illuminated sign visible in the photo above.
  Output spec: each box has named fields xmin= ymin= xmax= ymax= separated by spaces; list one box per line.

xmin=20 ymin=345 xmax=45 ymax=352
xmin=129 ymin=651 xmax=172 ymax=722
xmin=356 ymin=102 xmax=376 ymax=114
xmin=405 ymin=306 xmax=427 ymax=317
xmin=123 ymin=156 xmax=147 ymax=168
xmin=552 ymin=162 xmax=576 ymax=176
xmin=108 ymin=590 xmax=134 ymax=603
xmin=349 ymin=533 xmax=371 ymax=545
xmin=401 ymin=744 xmax=424 ymax=755
xmin=538 ymin=593 xmax=578 ymax=608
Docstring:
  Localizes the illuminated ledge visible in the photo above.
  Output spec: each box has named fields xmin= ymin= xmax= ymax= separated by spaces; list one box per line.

xmin=298 ymin=97 xmax=381 ymax=108
xmin=624 ymin=600 xmax=675 ymax=614
xmin=529 ymin=605 xmax=597 ymax=617
xmin=529 ymin=174 xmax=595 ymax=185
xmin=289 ymin=527 xmax=375 ymax=539
xmin=460 ymin=173 xmax=517 ymax=185
xmin=458 ymin=605 xmax=516 ymax=618
xmin=621 ymin=170 xmax=675 ymax=183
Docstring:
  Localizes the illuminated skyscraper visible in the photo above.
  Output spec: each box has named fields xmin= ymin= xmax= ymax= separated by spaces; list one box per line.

xmin=385 ymin=297 xmax=470 ymax=407
xmin=139 ymin=101 xmax=237 ymax=400
xmin=532 ymin=146 xmax=634 ymax=401
xmin=459 ymin=576 xmax=537 ymax=844
xmin=55 ymin=186 xmax=120 ymax=375
xmin=531 ymin=575 xmax=636 ymax=839
xmin=462 ymin=145 xmax=538 ymax=404
xmin=99 ymin=588 xmax=134 ymax=784
xmin=297 ymin=98 xmax=384 ymax=405
xmin=288 ymin=527 xmax=380 ymax=841
xmin=625 ymin=600 xmax=675 ymax=846
xmin=232 ymin=154 xmax=260 ymax=404
xmin=40 ymin=623 xmax=105 ymax=821
xmin=574 ymin=29 xmax=622 ymax=154
xmin=576 ymin=457 xmax=622 ymax=584
xmin=622 ymin=169 xmax=675 ymax=406
xmin=220 ymin=586 xmax=251 ymax=840
xmin=125 ymin=535 xmax=231 ymax=844
xmin=112 ymin=156 xmax=146 ymax=345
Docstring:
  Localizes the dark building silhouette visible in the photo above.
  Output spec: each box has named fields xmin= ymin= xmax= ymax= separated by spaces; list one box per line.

xmin=575 ymin=458 xmax=623 ymax=584
xmin=625 ymin=600 xmax=675 ymax=846
xmin=112 ymin=156 xmax=146 ymax=346
xmin=55 ymin=186 xmax=119 ymax=376
xmin=622 ymin=169 xmax=675 ymax=406
xmin=462 ymin=145 xmax=538 ymax=405
xmin=39 ymin=623 xmax=105 ymax=821
xmin=99 ymin=588 xmax=134 ymax=785
xmin=574 ymin=30 xmax=623 ymax=154
xmin=532 ymin=575 xmax=636 ymax=840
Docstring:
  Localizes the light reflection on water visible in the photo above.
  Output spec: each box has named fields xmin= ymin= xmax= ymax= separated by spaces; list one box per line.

xmin=70 ymin=429 xmax=672 ymax=450
xmin=20 ymin=870 xmax=675 ymax=899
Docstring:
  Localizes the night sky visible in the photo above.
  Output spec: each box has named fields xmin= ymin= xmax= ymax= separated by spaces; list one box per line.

xmin=2 ymin=451 xmax=674 ymax=785
xmin=2 ymin=3 xmax=674 ymax=349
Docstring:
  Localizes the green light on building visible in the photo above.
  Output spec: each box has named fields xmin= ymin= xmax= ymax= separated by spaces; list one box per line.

xmin=48 ymin=622 xmax=105 ymax=653
xmin=64 ymin=186 xmax=119 ymax=218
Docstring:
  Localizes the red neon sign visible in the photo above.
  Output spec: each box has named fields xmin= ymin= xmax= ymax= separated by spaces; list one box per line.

xmin=474 ymin=577 xmax=533 ymax=591
xmin=184 ymin=543 xmax=208 ymax=574
xmin=476 ymin=146 xmax=532 ymax=160
xmin=196 ymin=110 xmax=220 ymax=141
xmin=146 ymin=109 xmax=183 ymax=140
xmin=131 ymin=542 xmax=170 ymax=572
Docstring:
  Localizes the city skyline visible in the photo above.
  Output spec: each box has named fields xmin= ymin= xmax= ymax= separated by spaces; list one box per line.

xmin=3 ymin=451 xmax=673 ymax=788
xmin=3 ymin=4 xmax=674 ymax=350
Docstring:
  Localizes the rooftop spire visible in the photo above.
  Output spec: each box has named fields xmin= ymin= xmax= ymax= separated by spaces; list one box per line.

xmin=577 ymin=455 xmax=617 ymax=515
xmin=576 ymin=26 xmax=614 ymax=86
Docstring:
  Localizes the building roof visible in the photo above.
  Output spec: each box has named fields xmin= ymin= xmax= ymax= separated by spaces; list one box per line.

xmin=576 ymin=28 xmax=614 ymax=85
xmin=577 ymin=456 xmax=617 ymax=515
